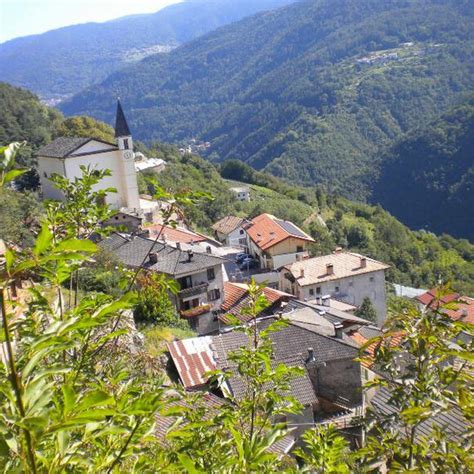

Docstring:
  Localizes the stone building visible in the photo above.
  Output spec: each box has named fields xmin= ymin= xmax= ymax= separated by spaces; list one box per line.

xmin=280 ymin=250 xmax=390 ymax=326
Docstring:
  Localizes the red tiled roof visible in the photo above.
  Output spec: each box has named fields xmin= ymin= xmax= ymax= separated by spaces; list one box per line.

xmin=246 ymin=213 xmax=314 ymax=251
xmin=220 ymin=282 xmax=293 ymax=324
xmin=147 ymin=224 xmax=207 ymax=244
xmin=349 ymin=329 xmax=404 ymax=368
xmin=167 ymin=336 xmax=217 ymax=389
xmin=416 ymin=289 xmax=474 ymax=324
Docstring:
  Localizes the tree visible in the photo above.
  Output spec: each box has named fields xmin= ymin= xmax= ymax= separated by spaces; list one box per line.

xmin=134 ymin=273 xmax=180 ymax=326
xmin=294 ymin=424 xmax=351 ymax=473
xmin=355 ymin=296 xmax=377 ymax=323
xmin=356 ymin=286 xmax=474 ymax=471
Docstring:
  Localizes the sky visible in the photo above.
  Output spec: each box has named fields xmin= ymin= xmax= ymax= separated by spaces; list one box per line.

xmin=0 ymin=0 xmax=182 ymax=43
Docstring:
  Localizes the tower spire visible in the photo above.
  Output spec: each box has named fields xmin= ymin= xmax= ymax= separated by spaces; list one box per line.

xmin=114 ymin=99 xmax=131 ymax=138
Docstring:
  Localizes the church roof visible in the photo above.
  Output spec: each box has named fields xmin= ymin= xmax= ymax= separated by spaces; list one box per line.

xmin=36 ymin=137 xmax=117 ymax=159
xmin=115 ymin=100 xmax=131 ymax=137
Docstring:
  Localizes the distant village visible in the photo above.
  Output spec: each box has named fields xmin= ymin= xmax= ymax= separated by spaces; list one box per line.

xmin=23 ymin=100 xmax=472 ymax=452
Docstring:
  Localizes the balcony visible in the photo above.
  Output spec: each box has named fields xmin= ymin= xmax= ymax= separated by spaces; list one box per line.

xmin=180 ymin=304 xmax=212 ymax=318
xmin=178 ymin=282 xmax=209 ymax=298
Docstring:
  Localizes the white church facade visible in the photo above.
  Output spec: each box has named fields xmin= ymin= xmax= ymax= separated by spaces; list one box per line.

xmin=37 ymin=101 xmax=140 ymax=210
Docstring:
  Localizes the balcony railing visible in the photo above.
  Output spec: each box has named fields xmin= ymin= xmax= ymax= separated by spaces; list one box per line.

xmin=178 ymin=282 xmax=209 ymax=298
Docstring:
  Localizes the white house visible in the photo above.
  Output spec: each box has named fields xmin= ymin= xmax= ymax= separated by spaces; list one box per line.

xmin=230 ymin=186 xmax=250 ymax=202
xmin=279 ymin=250 xmax=390 ymax=326
xmin=37 ymin=100 xmax=140 ymax=210
xmin=211 ymin=215 xmax=248 ymax=248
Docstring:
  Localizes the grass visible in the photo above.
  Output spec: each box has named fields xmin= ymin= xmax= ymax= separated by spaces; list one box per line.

xmin=141 ymin=325 xmax=196 ymax=357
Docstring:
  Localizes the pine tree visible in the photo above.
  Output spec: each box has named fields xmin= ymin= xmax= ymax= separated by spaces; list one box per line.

xmin=355 ymin=296 xmax=377 ymax=323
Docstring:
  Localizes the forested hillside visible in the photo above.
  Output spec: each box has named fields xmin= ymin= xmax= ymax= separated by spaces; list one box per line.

xmin=374 ymin=99 xmax=474 ymax=240
xmin=0 ymin=0 xmax=294 ymax=101
xmin=62 ymin=0 xmax=474 ymax=206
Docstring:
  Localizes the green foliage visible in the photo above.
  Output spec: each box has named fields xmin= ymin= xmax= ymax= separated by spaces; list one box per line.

xmin=53 ymin=115 xmax=115 ymax=142
xmin=133 ymin=273 xmax=181 ymax=327
xmin=294 ymin=425 xmax=351 ymax=473
xmin=357 ymin=285 xmax=474 ymax=471
xmin=355 ymin=296 xmax=378 ymax=323
xmin=0 ymin=187 xmax=42 ymax=246
xmin=374 ymin=98 xmax=474 ymax=240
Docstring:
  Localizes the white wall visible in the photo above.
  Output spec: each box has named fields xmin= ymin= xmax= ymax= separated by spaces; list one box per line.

xmin=227 ymin=227 xmax=247 ymax=249
xmin=280 ymin=270 xmax=387 ymax=325
xmin=38 ymin=157 xmax=66 ymax=200
xmin=272 ymin=251 xmax=309 ymax=269
xmin=64 ymin=151 xmax=125 ymax=209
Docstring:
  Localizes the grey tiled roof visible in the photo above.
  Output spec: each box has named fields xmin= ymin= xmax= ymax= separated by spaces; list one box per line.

xmin=37 ymin=137 xmax=91 ymax=158
xmin=211 ymin=319 xmax=358 ymax=406
xmin=36 ymin=136 xmax=117 ymax=158
xmin=100 ymin=233 xmax=225 ymax=276
xmin=283 ymin=299 xmax=370 ymax=326
xmin=371 ymin=388 xmax=469 ymax=442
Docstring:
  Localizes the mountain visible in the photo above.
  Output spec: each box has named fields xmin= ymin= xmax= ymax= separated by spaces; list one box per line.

xmin=0 ymin=0 xmax=295 ymax=101
xmin=373 ymin=99 xmax=474 ymax=240
xmin=61 ymin=0 xmax=474 ymax=206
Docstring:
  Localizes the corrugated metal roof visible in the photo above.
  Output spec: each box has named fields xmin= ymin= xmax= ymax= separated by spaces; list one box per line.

xmin=167 ymin=336 xmax=218 ymax=389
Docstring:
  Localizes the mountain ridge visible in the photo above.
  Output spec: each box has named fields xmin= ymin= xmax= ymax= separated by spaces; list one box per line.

xmin=0 ymin=0 xmax=295 ymax=101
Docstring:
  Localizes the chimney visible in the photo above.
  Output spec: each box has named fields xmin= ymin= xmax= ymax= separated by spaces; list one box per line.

xmin=176 ymin=242 xmax=181 ymax=250
xmin=334 ymin=247 xmax=343 ymax=253
xmin=334 ymin=323 xmax=343 ymax=339
xmin=206 ymin=245 xmax=212 ymax=254
xmin=322 ymin=295 xmax=330 ymax=307
xmin=149 ymin=252 xmax=158 ymax=264
xmin=306 ymin=347 xmax=316 ymax=364
xmin=300 ymin=268 xmax=305 ymax=278
xmin=326 ymin=263 xmax=334 ymax=275
xmin=360 ymin=257 xmax=367 ymax=268
xmin=316 ymin=296 xmax=321 ymax=305
xmin=187 ymin=250 xmax=194 ymax=262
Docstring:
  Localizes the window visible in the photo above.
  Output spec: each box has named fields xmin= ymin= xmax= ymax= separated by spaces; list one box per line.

xmin=178 ymin=276 xmax=192 ymax=290
xmin=212 ymin=311 xmax=220 ymax=322
xmin=207 ymin=268 xmax=215 ymax=281
xmin=335 ymin=286 xmax=340 ymax=293
xmin=239 ymin=229 xmax=245 ymax=235
xmin=43 ymin=172 xmax=48 ymax=178
xmin=349 ymin=281 xmax=353 ymax=287
xmin=369 ymin=276 xmax=375 ymax=282
xmin=309 ymin=288 xmax=315 ymax=296
xmin=123 ymin=138 xmax=129 ymax=149
xmin=208 ymin=289 xmax=221 ymax=301
xmin=316 ymin=287 xmax=321 ymax=295
xmin=296 ymin=245 xmax=304 ymax=253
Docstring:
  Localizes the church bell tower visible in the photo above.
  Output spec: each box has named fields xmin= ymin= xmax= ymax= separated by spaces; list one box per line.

xmin=115 ymin=100 xmax=140 ymax=210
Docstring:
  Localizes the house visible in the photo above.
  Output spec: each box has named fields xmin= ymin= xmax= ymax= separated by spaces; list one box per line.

xmin=211 ymin=216 xmax=248 ymax=248
xmin=230 ymin=186 xmax=250 ymax=202
xmin=280 ymin=250 xmax=390 ymax=326
xmin=37 ymin=100 xmax=140 ymax=210
xmin=416 ymin=288 xmax=474 ymax=325
xmin=219 ymin=282 xmax=293 ymax=326
xmin=102 ymin=209 xmax=143 ymax=233
xmin=245 ymin=214 xmax=314 ymax=270
xmin=100 ymin=233 xmax=227 ymax=334
xmin=167 ymin=317 xmax=363 ymax=441
xmin=134 ymin=153 xmax=166 ymax=174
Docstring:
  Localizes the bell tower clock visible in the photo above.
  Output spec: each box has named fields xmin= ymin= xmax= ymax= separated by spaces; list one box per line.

xmin=114 ymin=100 xmax=140 ymax=210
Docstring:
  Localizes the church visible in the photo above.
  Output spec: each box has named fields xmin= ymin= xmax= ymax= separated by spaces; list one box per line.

xmin=37 ymin=101 xmax=140 ymax=210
